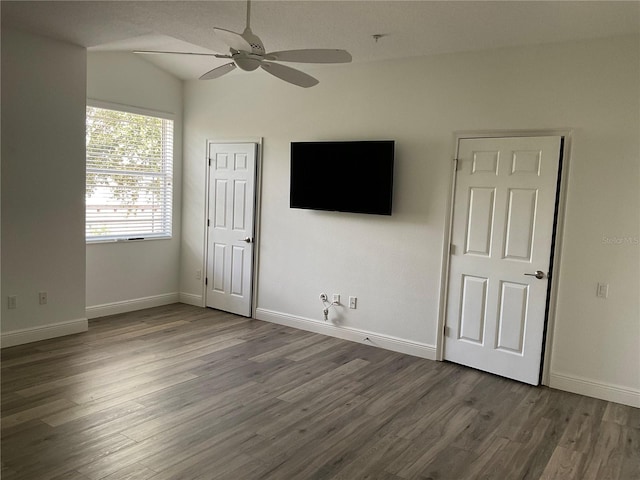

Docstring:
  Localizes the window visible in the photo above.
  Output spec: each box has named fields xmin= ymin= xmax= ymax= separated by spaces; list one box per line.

xmin=86 ymin=104 xmax=173 ymax=242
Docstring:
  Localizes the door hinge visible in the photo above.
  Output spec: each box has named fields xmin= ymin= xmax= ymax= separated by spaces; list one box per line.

xmin=207 ymin=219 xmax=210 ymax=227
xmin=454 ymin=158 xmax=461 ymax=171
xmin=444 ymin=325 xmax=450 ymax=337
xmin=205 ymin=277 xmax=208 ymax=286
xmin=208 ymin=158 xmax=211 ymax=167
xmin=450 ymin=243 xmax=456 ymax=255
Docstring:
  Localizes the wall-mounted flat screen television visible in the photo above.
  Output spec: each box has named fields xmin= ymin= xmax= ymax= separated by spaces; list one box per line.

xmin=290 ymin=140 xmax=395 ymax=215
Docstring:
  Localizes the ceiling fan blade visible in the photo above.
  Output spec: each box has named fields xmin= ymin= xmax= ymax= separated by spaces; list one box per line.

xmin=213 ymin=27 xmax=252 ymax=52
xmin=266 ymin=49 xmax=352 ymax=64
xmin=134 ymin=50 xmax=231 ymax=59
xmin=200 ymin=62 xmax=237 ymax=80
xmin=260 ymin=62 xmax=319 ymax=88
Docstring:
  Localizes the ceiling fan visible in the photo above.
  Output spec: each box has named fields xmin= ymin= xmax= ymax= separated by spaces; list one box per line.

xmin=135 ymin=0 xmax=352 ymax=87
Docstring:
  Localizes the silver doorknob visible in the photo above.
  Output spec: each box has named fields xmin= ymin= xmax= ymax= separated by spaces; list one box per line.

xmin=524 ymin=270 xmax=545 ymax=279
xmin=241 ymin=237 xmax=253 ymax=243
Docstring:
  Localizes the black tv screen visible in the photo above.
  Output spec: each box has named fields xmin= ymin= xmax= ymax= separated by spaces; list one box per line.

xmin=290 ymin=140 xmax=395 ymax=215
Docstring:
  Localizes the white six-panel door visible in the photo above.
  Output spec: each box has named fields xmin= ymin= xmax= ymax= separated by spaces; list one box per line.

xmin=206 ymin=143 xmax=257 ymax=317
xmin=444 ymin=136 xmax=562 ymax=385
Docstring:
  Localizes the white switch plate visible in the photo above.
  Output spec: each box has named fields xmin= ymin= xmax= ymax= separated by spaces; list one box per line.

xmin=333 ymin=294 xmax=340 ymax=304
xmin=597 ymin=283 xmax=609 ymax=298
xmin=8 ymin=295 xmax=17 ymax=309
xmin=349 ymin=296 xmax=357 ymax=309
xmin=39 ymin=291 xmax=48 ymax=305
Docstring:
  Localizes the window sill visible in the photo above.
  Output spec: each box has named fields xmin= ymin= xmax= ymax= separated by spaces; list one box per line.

xmin=86 ymin=235 xmax=172 ymax=245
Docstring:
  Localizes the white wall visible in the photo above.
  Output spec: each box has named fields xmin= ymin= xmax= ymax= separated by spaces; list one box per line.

xmin=1 ymin=28 xmax=88 ymax=346
xmin=182 ymin=35 xmax=639 ymax=406
xmin=85 ymin=53 xmax=183 ymax=317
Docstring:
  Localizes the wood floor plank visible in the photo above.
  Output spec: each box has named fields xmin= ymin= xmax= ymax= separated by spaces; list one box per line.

xmin=392 ymin=405 xmax=478 ymax=478
xmin=410 ymin=445 xmax=479 ymax=480
xmin=580 ymin=421 xmax=626 ymax=480
xmin=119 ymin=381 xmax=259 ymax=442
xmin=330 ymin=433 xmax=412 ymax=480
xmin=131 ymin=397 xmax=284 ymax=476
xmin=4 ymin=432 xmax=137 ymax=480
xmin=41 ymin=372 xmax=197 ymax=427
xmin=253 ymin=380 xmax=364 ymax=438
xmin=540 ymin=446 xmax=585 ymax=480
xmin=100 ymin=462 xmax=157 ymax=480
xmin=285 ymin=335 xmax=344 ymax=361
xmin=1 ymin=398 xmax=77 ymax=430
xmin=389 ymin=368 xmax=480 ymax=441
xmin=277 ymin=358 xmax=369 ymax=403
xmin=50 ymin=471 xmax=92 ymax=480
xmin=620 ymin=426 xmax=640 ymax=480
xmin=251 ymin=393 xmax=371 ymax=462
xmin=492 ymin=417 xmax=555 ymax=479
xmin=457 ymin=436 xmax=512 ymax=479
xmin=558 ymin=395 xmax=607 ymax=453
xmin=248 ymin=332 xmax=319 ymax=363
xmin=258 ymin=407 xmax=377 ymax=480
xmin=1 ymin=303 xmax=637 ymax=480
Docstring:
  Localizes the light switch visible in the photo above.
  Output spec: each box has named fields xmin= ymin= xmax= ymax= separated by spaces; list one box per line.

xmin=597 ymin=283 xmax=609 ymax=298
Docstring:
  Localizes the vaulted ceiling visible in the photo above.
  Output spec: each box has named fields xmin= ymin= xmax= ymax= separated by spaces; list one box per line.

xmin=3 ymin=1 xmax=639 ymax=80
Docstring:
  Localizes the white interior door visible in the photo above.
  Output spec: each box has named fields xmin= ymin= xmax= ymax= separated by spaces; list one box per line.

xmin=206 ymin=143 xmax=257 ymax=317
xmin=444 ymin=136 xmax=562 ymax=385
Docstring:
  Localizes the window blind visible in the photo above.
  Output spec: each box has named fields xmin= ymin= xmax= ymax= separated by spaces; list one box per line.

xmin=86 ymin=106 xmax=173 ymax=241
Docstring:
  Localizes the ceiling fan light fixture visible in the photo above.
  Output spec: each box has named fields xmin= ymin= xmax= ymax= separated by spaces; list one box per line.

xmin=234 ymin=54 xmax=262 ymax=72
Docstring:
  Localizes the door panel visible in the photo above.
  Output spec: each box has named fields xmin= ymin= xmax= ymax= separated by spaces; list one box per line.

xmin=206 ymin=143 xmax=257 ymax=317
xmin=459 ymin=275 xmax=488 ymax=344
xmin=444 ymin=136 xmax=561 ymax=385
xmin=233 ymin=180 xmax=248 ymax=229
xmin=503 ymin=188 xmax=537 ymax=261
xmin=465 ymin=187 xmax=495 ymax=256
xmin=230 ymin=245 xmax=245 ymax=296
xmin=496 ymin=281 xmax=528 ymax=353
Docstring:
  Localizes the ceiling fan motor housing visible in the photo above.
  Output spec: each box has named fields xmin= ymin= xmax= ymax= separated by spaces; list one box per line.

xmin=233 ymin=27 xmax=265 ymax=71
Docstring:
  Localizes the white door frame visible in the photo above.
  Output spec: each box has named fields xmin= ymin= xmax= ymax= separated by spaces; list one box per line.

xmin=436 ymin=129 xmax=572 ymax=386
xmin=201 ymin=137 xmax=263 ymax=318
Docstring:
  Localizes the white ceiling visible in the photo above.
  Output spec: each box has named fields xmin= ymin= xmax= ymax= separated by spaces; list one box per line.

xmin=3 ymin=1 xmax=639 ymax=80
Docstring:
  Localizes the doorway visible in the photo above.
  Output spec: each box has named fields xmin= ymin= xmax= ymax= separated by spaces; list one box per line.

xmin=442 ymin=135 xmax=565 ymax=385
xmin=205 ymin=142 xmax=258 ymax=317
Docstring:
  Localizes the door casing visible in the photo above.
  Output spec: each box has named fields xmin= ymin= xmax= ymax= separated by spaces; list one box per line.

xmin=436 ymin=129 xmax=572 ymax=386
xmin=202 ymin=137 xmax=263 ymax=318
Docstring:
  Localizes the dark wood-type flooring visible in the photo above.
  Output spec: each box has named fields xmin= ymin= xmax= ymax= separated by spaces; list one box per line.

xmin=2 ymin=304 xmax=638 ymax=479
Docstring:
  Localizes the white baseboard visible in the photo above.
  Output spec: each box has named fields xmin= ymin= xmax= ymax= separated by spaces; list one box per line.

xmin=1 ymin=318 xmax=88 ymax=348
xmin=550 ymin=371 xmax=640 ymax=408
xmin=179 ymin=292 xmax=204 ymax=307
xmin=86 ymin=292 xmax=179 ymax=319
xmin=255 ymin=308 xmax=437 ymax=360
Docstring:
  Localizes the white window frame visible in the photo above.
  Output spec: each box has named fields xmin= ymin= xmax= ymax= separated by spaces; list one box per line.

xmin=86 ymin=100 xmax=174 ymax=243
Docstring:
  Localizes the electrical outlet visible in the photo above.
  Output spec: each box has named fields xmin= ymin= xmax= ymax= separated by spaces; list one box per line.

xmin=39 ymin=291 xmax=48 ymax=305
xmin=8 ymin=295 xmax=17 ymax=310
xmin=319 ymin=293 xmax=328 ymax=302
xmin=597 ymin=283 xmax=609 ymax=298
xmin=333 ymin=294 xmax=340 ymax=304
xmin=196 ymin=270 xmax=202 ymax=280
xmin=349 ymin=296 xmax=357 ymax=309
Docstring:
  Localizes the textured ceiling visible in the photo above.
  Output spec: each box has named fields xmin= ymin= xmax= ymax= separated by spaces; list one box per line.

xmin=3 ymin=1 xmax=639 ymax=80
